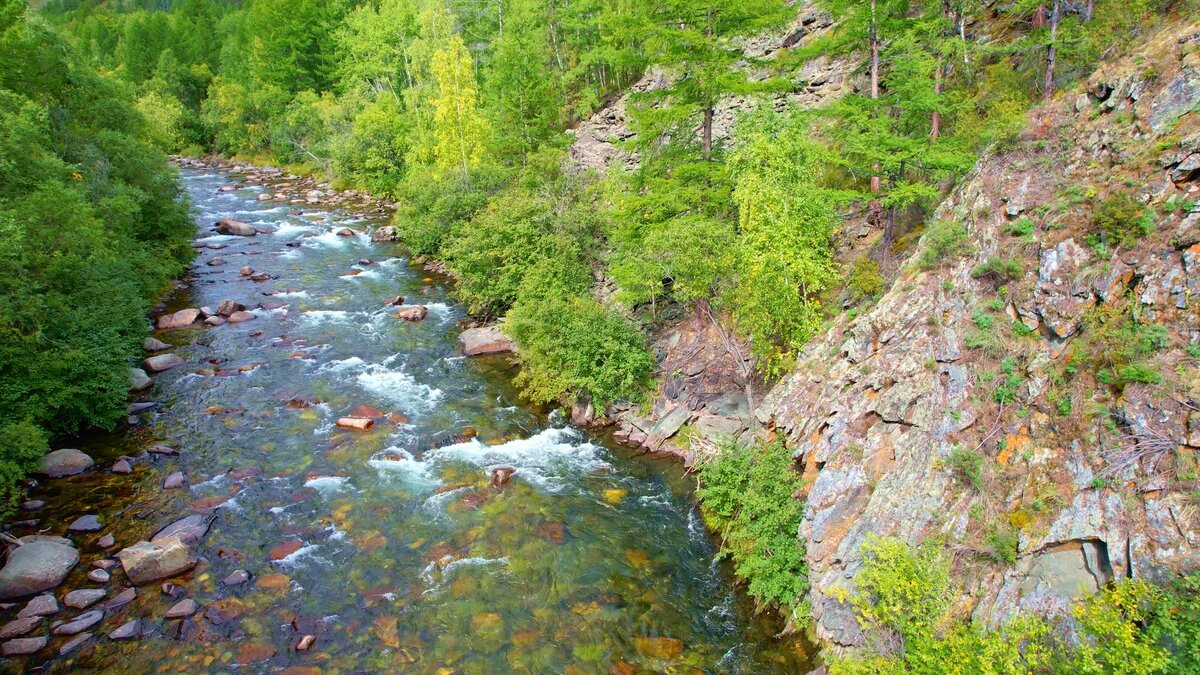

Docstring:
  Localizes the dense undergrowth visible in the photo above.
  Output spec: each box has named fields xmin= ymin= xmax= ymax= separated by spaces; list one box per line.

xmin=831 ymin=536 xmax=1200 ymax=674
xmin=0 ymin=0 xmax=194 ymax=511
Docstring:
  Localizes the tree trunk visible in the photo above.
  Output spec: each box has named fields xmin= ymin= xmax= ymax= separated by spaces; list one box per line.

xmin=703 ymin=106 xmax=713 ymax=160
xmin=932 ymin=56 xmax=943 ymax=140
xmin=869 ymin=0 xmax=881 ymax=193
xmin=1043 ymin=0 xmax=1060 ymax=101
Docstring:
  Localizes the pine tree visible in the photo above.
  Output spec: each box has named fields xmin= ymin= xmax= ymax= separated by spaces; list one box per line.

xmin=484 ymin=0 xmax=562 ymax=162
xmin=634 ymin=0 xmax=794 ymax=160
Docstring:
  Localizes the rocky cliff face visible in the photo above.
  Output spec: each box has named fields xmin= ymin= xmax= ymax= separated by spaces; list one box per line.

xmin=763 ymin=19 xmax=1200 ymax=651
xmin=568 ymin=2 xmax=854 ymax=173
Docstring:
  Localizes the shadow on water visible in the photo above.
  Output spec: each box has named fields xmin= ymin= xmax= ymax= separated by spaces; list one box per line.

xmin=2 ymin=166 xmax=818 ymax=673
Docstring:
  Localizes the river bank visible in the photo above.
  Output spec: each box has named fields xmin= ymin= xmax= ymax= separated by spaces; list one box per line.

xmin=0 ymin=161 xmax=814 ymax=671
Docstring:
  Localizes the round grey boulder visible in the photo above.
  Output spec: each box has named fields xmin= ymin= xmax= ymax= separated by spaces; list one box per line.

xmin=39 ymin=449 xmax=93 ymax=478
xmin=0 ymin=539 xmax=79 ymax=600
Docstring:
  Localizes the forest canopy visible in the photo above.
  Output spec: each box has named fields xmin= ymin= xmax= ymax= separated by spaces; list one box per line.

xmin=0 ymin=0 xmax=194 ymax=511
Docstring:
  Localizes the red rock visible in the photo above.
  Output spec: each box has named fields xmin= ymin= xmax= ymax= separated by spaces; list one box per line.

xmin=392 ymin=306 xmax=428 ymax=321
xmin=235 ymin=642 xmax=276 ymax=664
xmin=156 ymin=308 xmax=201 ymax=330
xmin=336 ymin=417 xmax=373 ymax=431
xmin=269 ymin=540 xmax=303 ymax=560
xmin=227 ymin=311 xmax=256 ymax=323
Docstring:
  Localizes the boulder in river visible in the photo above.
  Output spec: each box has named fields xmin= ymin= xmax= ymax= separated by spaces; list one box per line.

xmin=116 ymin=537 xmax=196 ymax=585
xmin=151 ymin=514 xmax=212 ymax=545
xmin=110 ymin=459 xmax=132 ymax=475
xmin=392 ymin=306 xmax=428 ymax=322
xmin=63 ymin=589 xmax=106 ymax=610
xmin=217 ymin=300 xmax=245 ymax=316
xmin=0 ymin=616 xmax=40 ymax=639
xmin=109 ymin=619 xmax=140 ymax=640
xmin=1 ymin=636 xmax=47 ymax=656
xmin=336 ymin=417 xmax=374 ymax=432
xmin=215 ymin=219 xmax=255 ymax=236
xmin=457 ymin=326 xmax=516 ymax=356
xmin=144 ymin=354 xmax=185 ymax=373
xmin=227 ymin=311 xmax=256 ymax=323
xmin=52 ymin=609 xmax=103 ymax=635
xmin=16 ymin=594 xmax=58 ymax=618
xmin=370 ymin=226 xmax=398 ymax=242
xmin=156 ymin=308 xmax=201 ymax=330
xmin=144 ymin=337 xmax=170 ymax=352
xmin=162 ymin=472 xmax=185 ymax=489
xmin=40 ymin=449 xmax=93 ymax=477
xmin=165 ymin=599 xmax=197 ymax=619
xmin=0 ymin=539 xmax=79 ymax=600
xmin=67 ymin=515 xmax=103 ymax=532
xmin=129 ymin=368 xmax=152 ymax=392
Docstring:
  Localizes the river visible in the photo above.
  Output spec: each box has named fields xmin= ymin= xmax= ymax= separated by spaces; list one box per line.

xmin=2 ymin=166 xmax=813 ymax=672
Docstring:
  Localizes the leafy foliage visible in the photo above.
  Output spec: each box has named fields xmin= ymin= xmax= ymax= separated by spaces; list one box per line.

xmin=0 ymin=0 xmax=193 ymax=510
xmin=833 ymin=536 xmax=1193 ymax=674
xmin=698 ymin=438 xmax=809 ymax=610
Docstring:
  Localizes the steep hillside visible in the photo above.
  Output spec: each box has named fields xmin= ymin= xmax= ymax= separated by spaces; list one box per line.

xmin=763 ymin=17 xmax=1200 ymax=651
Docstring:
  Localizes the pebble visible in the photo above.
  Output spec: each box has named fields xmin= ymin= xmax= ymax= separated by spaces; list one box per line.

xmin=63 ymin=589 xmax=106 ymax=610
xmin=101 ymin=588 xmax=136 ymax=611
xmin=67 ymin=514 xmax=103 ymax=532
xmin=162 ymin=472 xmax=185 ymax=489
xmin=161 ymin=582 xmax=184 ymax=598
xmin=58 ymin=631 xmax=93 ymax=656
xmin=20 ymin=500 xmax=44 ymax=511
xmin=109 ymin=619 xmax=140 ymax=640
xmin=221 ymin=570 xmax=250 ymax=586
xmin=88 ymin=569 xmax=110 ymax=583
xmin=52 ymin=609 xmax=103 ymax=635
xmin=1 ymin=636 xmax=47 ymax=656
xmin=148 ymin=445 xmax=180 ymax=456
xmin=0 ymin=616 xmax=40 ymax=639
xmin=17 ymin=595 xmax=58 ymax=619
xmin=295 ymin=634 xmax=315 ymax=651
xmin=111 ymin=459 xmax=132 ymax=474
xmin=93 ymin=559 xmax=118 ymax=570
xmin=97 ymin=534 xmax=115 ymax=549
xmin=165 ymin=599 xmax=198 ymax=619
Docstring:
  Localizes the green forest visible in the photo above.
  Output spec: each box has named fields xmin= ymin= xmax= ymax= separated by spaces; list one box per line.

xmin=3 ymin=0 xmax=1200 ymax=669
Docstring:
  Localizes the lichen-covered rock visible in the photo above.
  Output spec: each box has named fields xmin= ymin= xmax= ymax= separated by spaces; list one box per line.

xmin=116 ymin=537 xmax=196 ymax=585
xmin=39 ymin=449 xmax=93 ymax=478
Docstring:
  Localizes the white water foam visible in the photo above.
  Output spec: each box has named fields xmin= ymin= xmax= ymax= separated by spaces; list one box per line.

xmin=356 ymin=364 xmax=443 ymax=411
xmin=420 ymin=556 xmax=510 ymax=596
xmin=304 ymin=476 xmax=353 ymax=495
xmin=424 ymin=427 xmax=611 ymax=493
xmin=367 ymin=447 xmax=440 ymax=488
xmin=273 ymin=221 xmax=318 ymax=237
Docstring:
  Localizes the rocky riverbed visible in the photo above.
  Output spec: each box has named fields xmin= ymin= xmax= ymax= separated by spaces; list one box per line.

xmin=0 ymin=160 xmax=814 ymax=672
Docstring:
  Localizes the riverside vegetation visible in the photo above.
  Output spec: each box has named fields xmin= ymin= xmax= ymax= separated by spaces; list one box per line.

xmin=2 ymin=0 xmax=1198 ymax=670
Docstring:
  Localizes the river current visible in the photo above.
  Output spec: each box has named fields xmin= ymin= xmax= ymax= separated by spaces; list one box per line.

xmin=4 ymin=167 xmax=812 ymax=672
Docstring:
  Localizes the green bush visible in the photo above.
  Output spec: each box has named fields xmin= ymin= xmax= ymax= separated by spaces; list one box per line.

xmin=918 ymin=220 xmax=973 ymax=269
xmin=698 ymin=438 xmax=809 ymax=610
xmin=1091 ymin=191 xmax=1153 ymax=249
xmin=506 ymin=294 xmax=653 ymax=406
xmin=0 ymin=421 xmax=49 ymax=515
xmin=945 ymin=447 xmax=984 ymax=491
xmin=984 ymin=523 xmax=1018 ymax=565
xmin=971 ymin=257 xmax=1023 ymax=284
xmin=833 ymin=537 xmax=1186 ymax=675
xmin=392 ymin=164 xmax=513 ymax=256
xmin=846 ymin=255 xmax=885 ymax=304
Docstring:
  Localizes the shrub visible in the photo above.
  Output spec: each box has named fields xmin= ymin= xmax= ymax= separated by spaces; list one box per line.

xmin=506 ymin=294 xmax=653 ymax=406
xmin=846 ymin=255 xmax=885 ymax=304
xmin=443 ymin=184 xmax=590 ymax=315
xmin=832 ymin=537 xmax=1180 ymax=675
xmin=392 ymin=164 xmax=512 ymax=255
xmin=946 ymin=447 xmax=984 ymax=491
xmin=984 ymin=523 xmax=1018 ymax=565
xmin=971 ymin=257 xmax=1023 ymax=284
xmin=698 ymin=438 xmax=809 ymax=610
xmin=1091 ymin=191 xmax=1153 ymax=249
xmin=0 ymin=422 xmax=49 ymax=515
xmin=918 ymin=220 xmax=973 ymax=269
xmin=992 ymin=357 xmax=1023 ymax=404
xmin=1006 ymin=216 xmax=1034 ymax=237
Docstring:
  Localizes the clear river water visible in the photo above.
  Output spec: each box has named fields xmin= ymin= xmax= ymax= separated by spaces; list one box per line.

xmin=4 ymin=167 xmax=813 ymax=673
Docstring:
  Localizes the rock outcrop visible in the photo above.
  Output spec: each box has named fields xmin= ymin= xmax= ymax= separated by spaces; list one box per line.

xmin=761 ymin=20 xmax=1200 ymax=652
